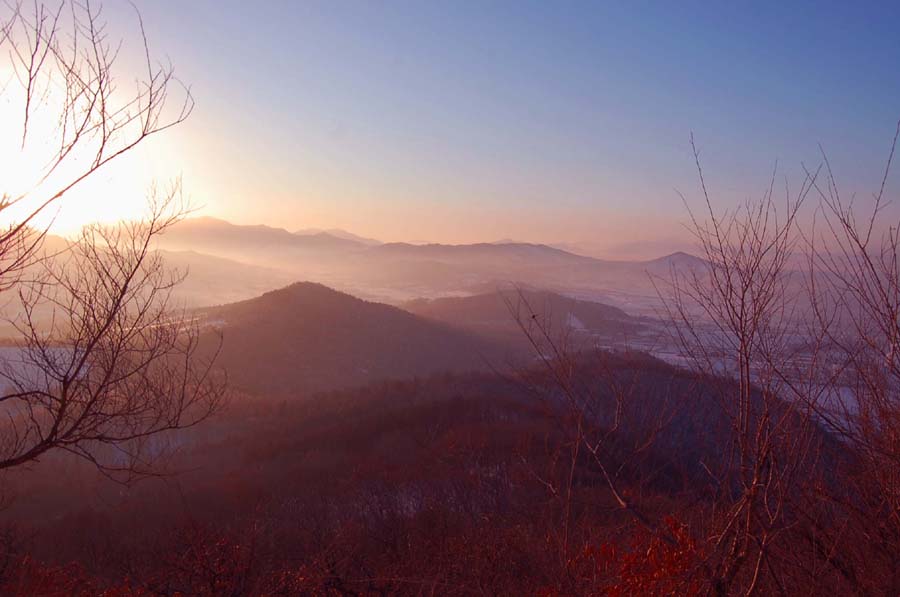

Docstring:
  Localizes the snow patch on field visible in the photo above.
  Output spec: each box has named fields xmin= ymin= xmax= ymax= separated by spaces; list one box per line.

xmin=566 ymin=313 xmax=586 ymax=331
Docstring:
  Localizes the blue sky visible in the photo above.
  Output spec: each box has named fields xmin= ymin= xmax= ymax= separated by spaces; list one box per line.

xmin=106 ymin=1 xmax=900 ymax=249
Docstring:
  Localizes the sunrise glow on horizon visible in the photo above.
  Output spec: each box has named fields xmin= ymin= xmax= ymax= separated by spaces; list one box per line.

xmin=4 ymin=1 xmax=900 ymax=254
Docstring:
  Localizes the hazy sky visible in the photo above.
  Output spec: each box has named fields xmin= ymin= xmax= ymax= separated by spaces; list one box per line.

xmin=84 ymin=1 xmax=900 ymax=250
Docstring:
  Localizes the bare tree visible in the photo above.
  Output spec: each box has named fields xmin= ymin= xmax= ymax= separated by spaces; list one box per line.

xmin=658 ymin=137 xmax=827 ymax=595
xmin=0 ymin=1 xmax=221 ymax=480
xmin=1 ymin=183 xmax=224 ymax=477
xmin=504 ymin=129 xmax=900 ymax=594
xmin=793 ymin=121 xmax=900 ymax=594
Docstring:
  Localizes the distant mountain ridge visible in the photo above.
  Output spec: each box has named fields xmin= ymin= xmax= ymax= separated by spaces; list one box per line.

xmin=643 ymin=250 xmax=707 ymax=268
xmin=158 ymin=217 xmax=710 ymax=309
xmin=163 ymin=217 xmax=707 ymax=269
xmin=162 ymin=217 xmax=367 ymax=252
xmin=371 ymin=240 xmax=598 ymax=265
xmin=294 ymin=228 xmax=382 ymax=246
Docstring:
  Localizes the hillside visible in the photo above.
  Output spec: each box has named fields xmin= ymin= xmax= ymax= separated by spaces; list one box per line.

xmin=200 ymin=282 xmax=516 ymax=396
xmin=1 ymin=350 xmax=834 ymax=594
xmin=403 ymin=288 xmax=644 ymax=348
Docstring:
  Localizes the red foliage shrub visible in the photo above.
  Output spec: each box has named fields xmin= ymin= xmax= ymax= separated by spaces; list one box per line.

xmin=539 ymin=517 xmax=701 ymax=597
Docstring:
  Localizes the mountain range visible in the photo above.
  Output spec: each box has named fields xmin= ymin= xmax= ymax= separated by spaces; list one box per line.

xmin=157 ymin=217 xmax=708 ymax=311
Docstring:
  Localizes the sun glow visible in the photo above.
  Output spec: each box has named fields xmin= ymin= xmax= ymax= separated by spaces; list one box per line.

xmin=0 ymin=66 xmax=176 ymax=237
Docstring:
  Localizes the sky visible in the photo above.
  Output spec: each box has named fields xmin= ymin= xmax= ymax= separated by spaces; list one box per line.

xmin=6 ymin=1 xmax=900 ymax=254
